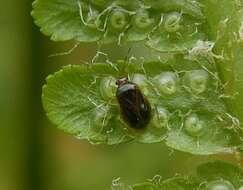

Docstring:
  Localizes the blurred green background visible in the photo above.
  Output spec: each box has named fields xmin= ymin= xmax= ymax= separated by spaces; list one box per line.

xmin=0 ymin=1 xmax=233 ymax=190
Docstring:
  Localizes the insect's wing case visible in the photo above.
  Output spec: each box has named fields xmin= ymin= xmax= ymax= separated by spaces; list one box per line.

xmin=116 ymin=83 xmax=151 ymax=129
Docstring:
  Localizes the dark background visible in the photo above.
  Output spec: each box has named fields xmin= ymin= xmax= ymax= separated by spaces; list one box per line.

xmin=0 ymin=1 xmax=230 ymax=190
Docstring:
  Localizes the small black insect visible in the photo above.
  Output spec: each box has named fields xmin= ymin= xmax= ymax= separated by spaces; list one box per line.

xmin=116 ymin=77 xmax=151 ymax=129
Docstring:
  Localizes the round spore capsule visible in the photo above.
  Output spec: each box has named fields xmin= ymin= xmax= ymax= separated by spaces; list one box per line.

xmin=205 ymin=180 xmax=235 ymax=190
xmin=184 ymin=114 xmax=205 ymax=137
xmin=152 ymin=107 xmax=169 ymax=128
xmin=153 ymin=72 xmax=178 ymax=96
xmin=164 ymin=12 xmax=181 ymax=33
xmin=184 ymin=70 xmax=209 ymax=94
xmin=100 ymin=76 xmax=117 ymax=101
xmin=133 ymin=9 xmax=154 ymax=29
xmin=116 ymin=77 xmax=151 ymax=129
xmin=131 ymin=73 xmax=149 ymax=96
xmin=109 ymin=10 xmax=128 ymax=30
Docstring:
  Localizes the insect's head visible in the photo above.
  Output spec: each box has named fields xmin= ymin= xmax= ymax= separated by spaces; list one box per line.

xmin=116 ymin=77 xmax=128 ymax=87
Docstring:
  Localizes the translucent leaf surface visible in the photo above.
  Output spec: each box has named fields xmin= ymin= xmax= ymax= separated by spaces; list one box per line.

xmin=32 ymin=0 xmax=206 ymax=52
xmin=42 ymin=59 xmax=241 ymax=154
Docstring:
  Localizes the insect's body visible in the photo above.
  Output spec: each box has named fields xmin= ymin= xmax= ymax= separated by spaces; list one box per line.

xmin=116 ymin=77 xmax=151 ymax=129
